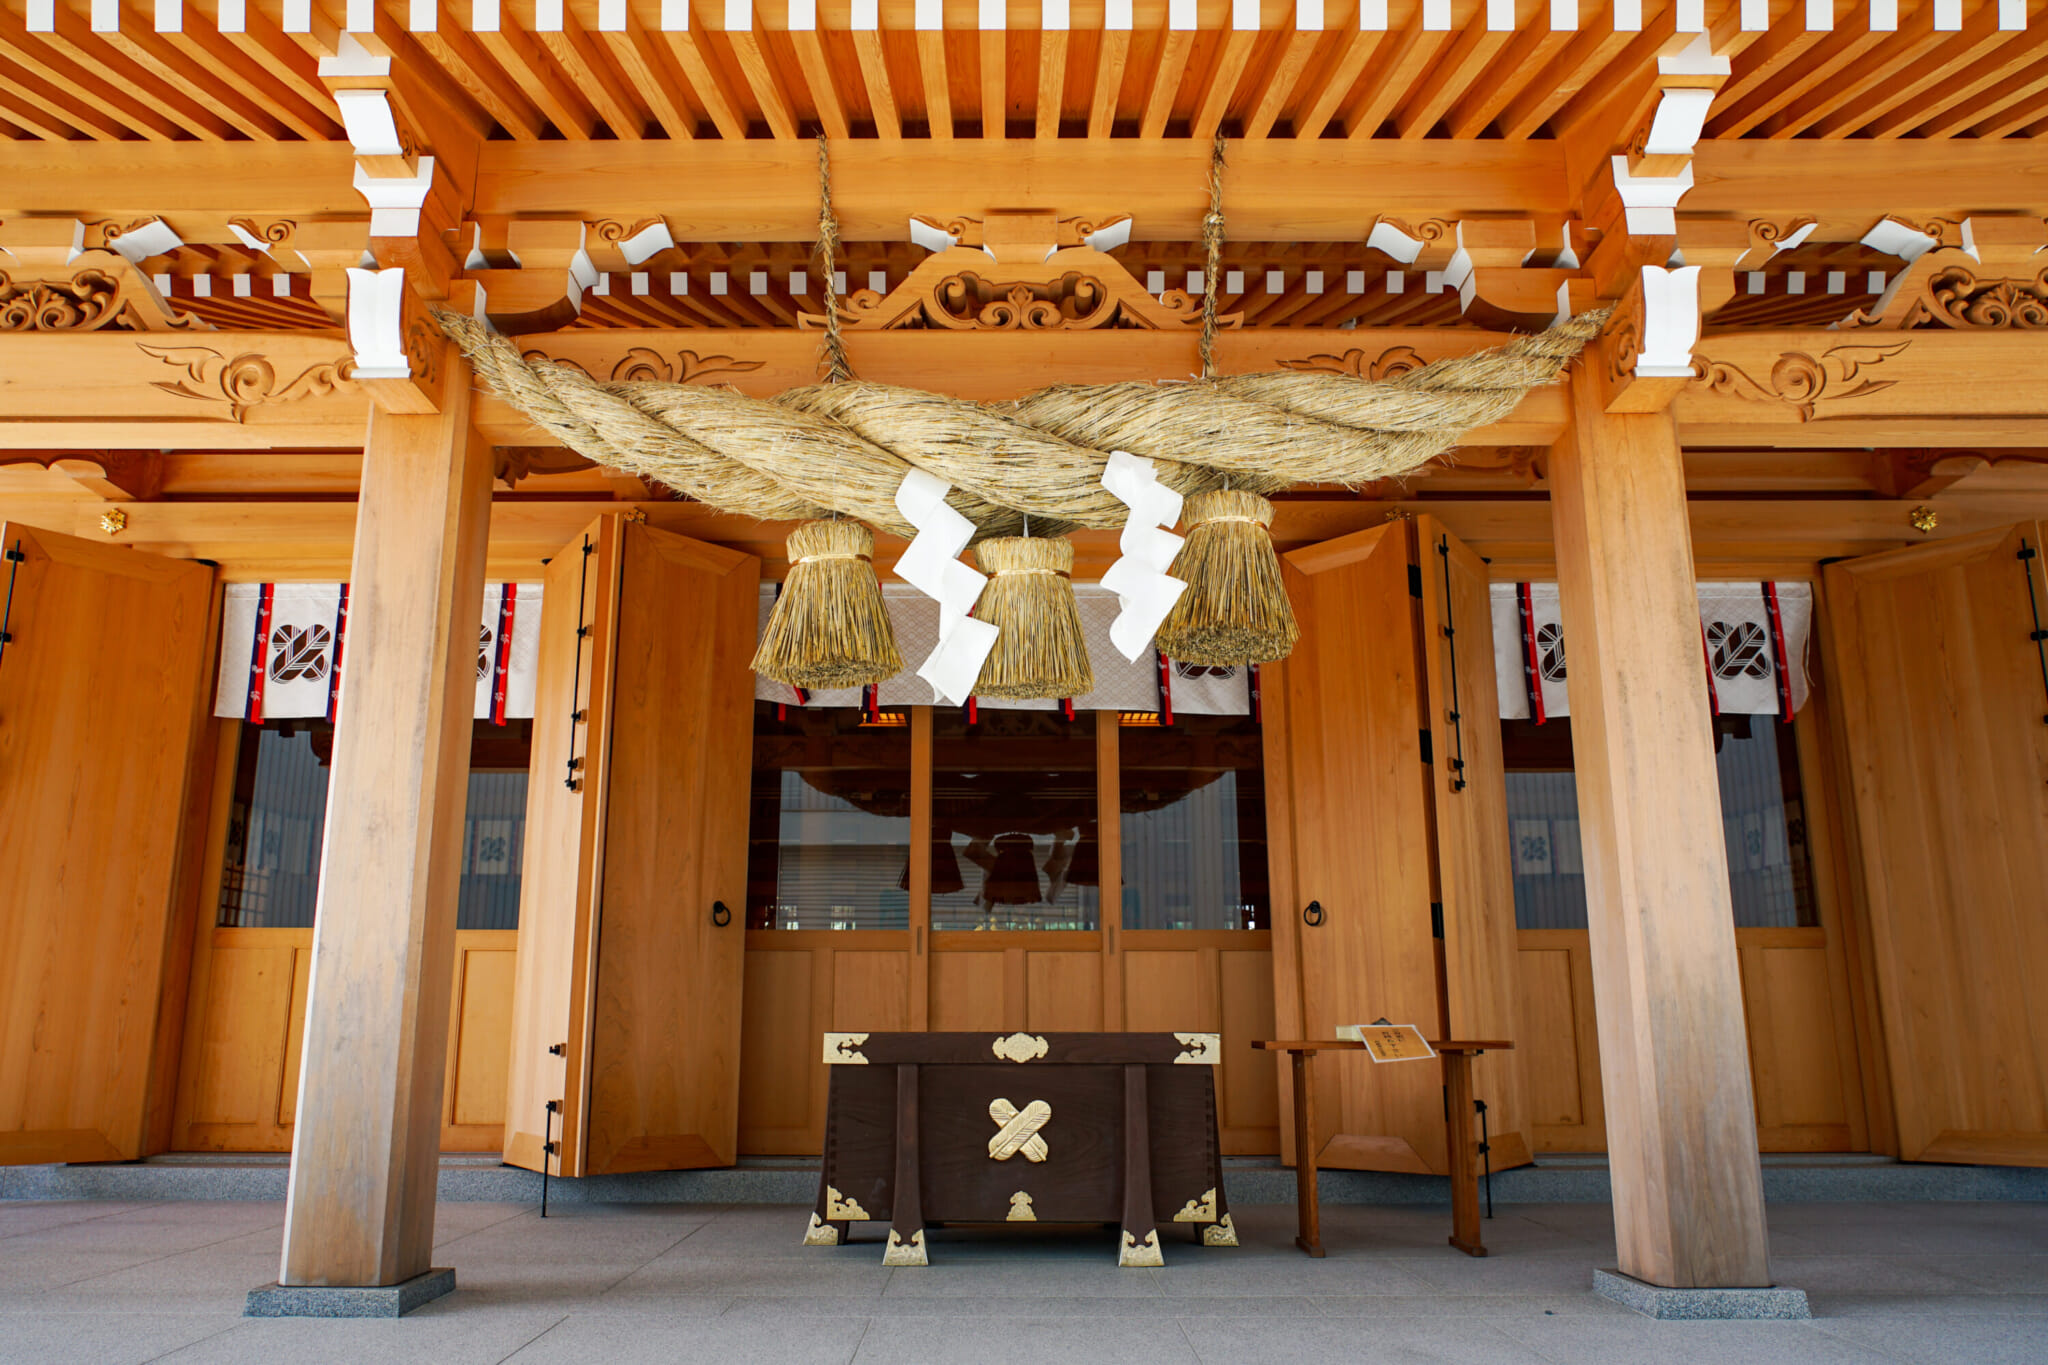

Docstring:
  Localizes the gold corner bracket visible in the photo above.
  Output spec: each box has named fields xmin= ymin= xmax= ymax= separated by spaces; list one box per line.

xmin=823 ymin=1032 xmax=869 ymax=1064
xmin=1174 ymin=1032 xmax=1221 ymax=1064
xmin=883 ymin=1229 xmax=928 ymax=1267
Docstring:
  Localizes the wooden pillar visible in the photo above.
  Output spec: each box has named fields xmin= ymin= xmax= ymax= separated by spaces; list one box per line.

xmin=1548 ymin=366 xmax=1771 ymax=1289
xmin=280 ymin=350 xmax=490 ymax=1288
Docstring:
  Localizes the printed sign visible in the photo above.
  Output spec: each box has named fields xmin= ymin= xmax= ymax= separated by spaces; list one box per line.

xmin=1337 ymin=1023 xmax=1437 ymax=1063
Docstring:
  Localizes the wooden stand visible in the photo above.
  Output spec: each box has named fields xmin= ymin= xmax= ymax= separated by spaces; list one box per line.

xmin=1255 ymin=1039 xmax=1513 ymax=1258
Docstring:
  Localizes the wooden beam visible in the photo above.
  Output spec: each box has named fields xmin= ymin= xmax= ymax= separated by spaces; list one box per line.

xmin=278 ymin=343 xmax=491 ymax=1289
xmin=1548 ymin=358 xmax=1771 ymax=1290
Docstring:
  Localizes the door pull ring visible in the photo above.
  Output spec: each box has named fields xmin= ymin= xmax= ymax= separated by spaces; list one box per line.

xmin=711 ymin=901 xmax=733 ymax=927
xmin=1304 ymin=900 xmax=1325 ymax=927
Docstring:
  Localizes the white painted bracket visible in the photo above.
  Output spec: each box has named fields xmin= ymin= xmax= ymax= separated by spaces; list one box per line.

xmin=353 ymin=158 xmax=437 ymax=238
xmin=1861 ymin=217 xmax=1940 ymax=263
xmin=1634 ymin=265 xmax=1702 ymax=377
xmin=1610 ymin=156 xmax=1695 ymax=236
xmin=346 ymin=265 xmax=412 ymax=378
xmin=334 ymin=88 xmax=406 ymax=158
xmin=617 ymin=220 xmax=676 ymax=266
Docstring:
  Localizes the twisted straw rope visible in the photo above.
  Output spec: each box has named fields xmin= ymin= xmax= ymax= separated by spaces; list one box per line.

xmin=442 ymin=306 xmax=1603 ymax=538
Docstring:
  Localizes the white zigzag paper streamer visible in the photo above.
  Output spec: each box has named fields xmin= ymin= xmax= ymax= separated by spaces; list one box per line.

xmin=894 ymin=469 xmax=998 ymax=705
xmin=1099 ymin=450 xmax=1187 ymax=662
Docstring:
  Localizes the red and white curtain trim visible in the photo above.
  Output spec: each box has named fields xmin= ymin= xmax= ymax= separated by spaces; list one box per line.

xmin=753 ymin=583 xmax=1253 ymax=716
xmin=212 ymin=582 xmax=545 ymax=724
xmin=1489 ymin=581 xmax=1813 ymax=722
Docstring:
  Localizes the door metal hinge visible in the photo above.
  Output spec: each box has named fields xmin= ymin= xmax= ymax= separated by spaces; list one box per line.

xmin=1419 ymin=728 xmax=1433 ymax=764
xmin=1408 ymin=564 xmax=1424 ymax=599
xmin=1431 ymin=903 xmax=1445 ymax=939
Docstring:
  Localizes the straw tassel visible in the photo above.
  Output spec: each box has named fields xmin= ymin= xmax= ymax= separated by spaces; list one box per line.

xmin=752 ymin=519 xmax=903 ymax=691
xmin=969 ymin=536 xmax=1095 ymax=700
xmin=1154 ymin=489 xmax=1299 ymax=666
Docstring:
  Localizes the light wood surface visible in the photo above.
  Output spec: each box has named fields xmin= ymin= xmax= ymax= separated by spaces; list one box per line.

xmin=1517 ymin=928 xmax=1863 ymax=1154
xmin=581 ymin=522 xmax=758 ymax=1173
xmin=278 ymin=348 xmax=492 ymax=1288
xmin=1823 ymin=522 xmax=2048 ymax=1168
xmin=0 ymin=524 xmax=213 ymax=1165
xmin=500 ymin=516 xmax=622 ymax=1178
xmin=1416 ymin=515 xmax=1533 ymax=1174
xmin=1268 ymin=521 xmax=1445 ymax=1176
xmin=1548 ymin=365 xmax=1771 ymax=1289
xmin=174 ymin=928 xmax=518 ymax=1153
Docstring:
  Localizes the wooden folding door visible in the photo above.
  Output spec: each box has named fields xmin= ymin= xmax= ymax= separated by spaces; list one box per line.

xmin=1265 ymin=517 xmax=1528 ymax=1174
xmin=1824 ymin=523 xmax=2048 ymax=1167
xmin=0 ymin=524 xmax=216 ymax=1163
xmin=503 ymin=517 xmax=760 ymax=1175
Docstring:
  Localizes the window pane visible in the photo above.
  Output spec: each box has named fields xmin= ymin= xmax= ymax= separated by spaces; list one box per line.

xmin=1119 ymin=714 xmax=1269 ymax=930
xmin=931 ymin=710 xmax=1099 ymax=931
xmin=746 ymin=703 xmax=912 ymax=930
xmin=1499 ymin=716 xmax=1818 ymax=930
xmin=216 ymin=720 xmax=531 ymax=931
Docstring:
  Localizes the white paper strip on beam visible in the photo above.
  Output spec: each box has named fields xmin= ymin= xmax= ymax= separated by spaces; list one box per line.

xmin=1489 ymin=582 xmax=1813 ymax=721
xmin=215 ymin=582 xmax=545 ymax=721
xmin=753 ymin=584 xmax=1252 ymax=716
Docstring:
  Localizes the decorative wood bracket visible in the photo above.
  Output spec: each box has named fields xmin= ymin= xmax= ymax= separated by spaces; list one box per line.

xmin=1838 ymin=249 xmax=2048 ymax=332
xmin=0 ymin=251 xmax=209 ymax=333
xmin=802 ymin=243 xmax=1229 ymax=332
xmin=141 ymin=342 xmax=358 ymax=422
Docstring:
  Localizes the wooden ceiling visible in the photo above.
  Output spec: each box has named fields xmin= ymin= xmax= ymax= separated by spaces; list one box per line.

xmin=0 ymin=0 xmax=2040 ymax=145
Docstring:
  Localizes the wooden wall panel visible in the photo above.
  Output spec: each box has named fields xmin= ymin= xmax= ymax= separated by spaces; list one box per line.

xmin=1519 ymin=928 xmax=1862 ymax=1155
xmin=1025 ymin=950 xmax=1104 ymax=1031
xmin=737 ymin=946 xmax=817 ymax=1152
xmin=1515 ymin=935 xmax=1602 ymax=1151
xmin=582 ymin=524 xmax=760 ymax=1174
xmin=0 ymin=525 xmax=214 ymax=1165
xmin=174 ymin=929 xmax=520 ymax=1152
xmin=1824 ymin=522 xmax=2048 ymax=1167
xmin=1269 ymin=522 xmax=1445 ymax=1175
xmin=446 ymin=937 xmax=519 ymax=1143
xmin=929 ymin=948 xmax=1010 ymax=1032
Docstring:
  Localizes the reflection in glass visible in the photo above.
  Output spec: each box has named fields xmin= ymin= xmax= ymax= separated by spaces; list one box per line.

xmin=216 ymin=720 xmax=532 ymax=930
xmin=1501 ymin=714 xmax=1817 ymax=930
xmin=1119 ymin=714 xmax=1270 ymax=930
xmin=746 ymin=704 xmax=912 ymax=930
xmin=930 ymin=710 xmax=1099 ymax=931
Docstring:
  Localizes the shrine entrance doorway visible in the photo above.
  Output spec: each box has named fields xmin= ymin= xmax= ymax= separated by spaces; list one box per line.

xmin=736 ymin=701 xmax=1282 ymax=1157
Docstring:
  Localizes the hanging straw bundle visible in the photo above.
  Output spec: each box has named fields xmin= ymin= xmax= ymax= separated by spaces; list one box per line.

xmin=752 ymin=518 xmax=903 ymax=690
xmin=1154 ymin=489 xmax=1299 ymax=666
xmin=970 ymin=535 xmax=1095 ymax=700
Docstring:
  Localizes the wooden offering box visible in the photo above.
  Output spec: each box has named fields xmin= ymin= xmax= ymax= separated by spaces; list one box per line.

xmin=804 ymin=1031 xmax=1237 ymax=1266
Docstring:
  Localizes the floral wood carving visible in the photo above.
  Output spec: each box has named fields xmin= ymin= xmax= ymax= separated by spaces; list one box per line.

xmin=609 ymin=348 xmax=765 ymax=383
xmin=1690 ymin=342 xmax=1910 ymax=421
xmin=1278 ymin=346 xmax=1428 ymax=380
xmin=0 ymin=252 xmax=208 ymax=333
xmin=1839 ymin=250 xmax=2048 ymax=331
xmin=141 ymin=345 xmax=357 ymax=421
xmin=800 ymin=245 xmax=1234 ymax=332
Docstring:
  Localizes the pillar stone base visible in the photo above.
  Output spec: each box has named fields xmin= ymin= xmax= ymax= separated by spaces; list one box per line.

xmin=1593 ymin=1268 xmax=1810 ymax=1320
xmin=245 ymin=1268 xmax=456 ymax=1318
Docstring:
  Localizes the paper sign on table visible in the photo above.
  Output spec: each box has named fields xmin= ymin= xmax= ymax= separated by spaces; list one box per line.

xmin=1337 ymin=1023 xmax=1436 ymax=1063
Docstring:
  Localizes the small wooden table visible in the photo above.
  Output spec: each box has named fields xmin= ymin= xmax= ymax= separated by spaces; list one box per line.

xmin=1253 ymin=1038 xmax=1513 ymax=1258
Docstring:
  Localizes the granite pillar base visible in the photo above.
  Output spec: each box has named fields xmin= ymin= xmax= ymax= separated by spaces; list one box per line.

xmin=1593 ymin=1268 xmax=1810 ymax=1320
xmin=245 ymin=1267 xmax=455 ymax=1318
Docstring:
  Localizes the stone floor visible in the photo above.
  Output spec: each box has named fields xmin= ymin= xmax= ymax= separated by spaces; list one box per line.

xmin=0 ymin=1198 xmax=2041 ymax=1364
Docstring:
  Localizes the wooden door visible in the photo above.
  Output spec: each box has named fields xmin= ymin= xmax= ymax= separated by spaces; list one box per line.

xmin=0 ymin=523 xmax=215 ymax=1164
xmin=1416 ymin=516 xmax=1532 ymax=1171
xmin=503 ymin=518 xmax=760 ymax=1175
xmin=1265 ymin=520 xmax=1445 ymax=1173
xmin=1824 ymin=523 xmax=2048 ymax=1167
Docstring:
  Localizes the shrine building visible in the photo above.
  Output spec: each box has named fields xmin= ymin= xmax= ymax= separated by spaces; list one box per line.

xmin=0 ymin=0 xmax=2044 ymax=1318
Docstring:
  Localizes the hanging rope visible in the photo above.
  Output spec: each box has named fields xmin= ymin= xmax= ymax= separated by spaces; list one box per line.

xmin=441 ymin=131 xmax=1607 ymax=539
xmin=1199 ymin=130 xmax=1226 ymax=383
xmin=816 ymin=134 xmax=853 ymax=385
